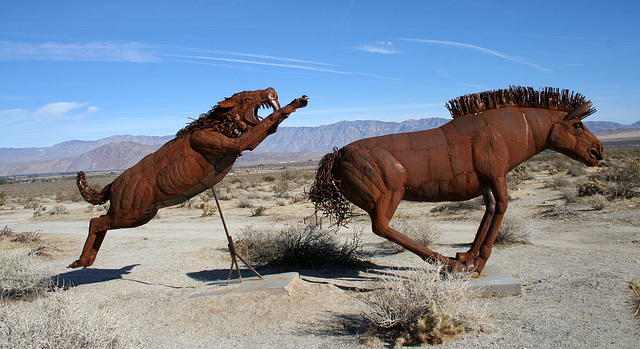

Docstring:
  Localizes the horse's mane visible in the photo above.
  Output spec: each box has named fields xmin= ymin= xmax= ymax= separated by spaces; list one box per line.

xmin=446 ymin=86 xmax=596 ymax=119
xmin=175 ymin=105 xmax=242 ymax=139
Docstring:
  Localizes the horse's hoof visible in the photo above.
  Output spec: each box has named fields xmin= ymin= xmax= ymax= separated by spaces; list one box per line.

xmin=68 ymin=259 xmax=90 ymax=269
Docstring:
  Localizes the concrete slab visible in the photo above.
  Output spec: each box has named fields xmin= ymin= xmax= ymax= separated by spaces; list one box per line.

xmin=468 ymin=265 xmax=522 ymax=298
xmin=190 ymin=272 xmax=300 ymax=298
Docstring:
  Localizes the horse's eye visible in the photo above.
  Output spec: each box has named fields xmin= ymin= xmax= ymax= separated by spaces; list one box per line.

xmin=573 ymin=122 xmax=583 ymax=129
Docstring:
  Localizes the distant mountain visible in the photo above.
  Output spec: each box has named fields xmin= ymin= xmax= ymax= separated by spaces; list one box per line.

xmin=0 ymin=142 xmax=162 ymax=176
xmin=255 ymin=118 xmax=450 ymax=153
xmin=0 ymin=117 xmax=638 ymax=177
xmin=583 ymin=121 xmax=639 ymax=133
xmin=0 ymin=135 xmax=172 ymax=164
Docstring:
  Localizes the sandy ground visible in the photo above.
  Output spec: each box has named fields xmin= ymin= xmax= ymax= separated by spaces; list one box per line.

xmin=1 ymin=173 xmax=639 ymax=348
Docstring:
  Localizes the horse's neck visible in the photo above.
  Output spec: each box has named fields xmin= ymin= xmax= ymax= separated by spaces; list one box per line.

xmin=489 ymin=108 xmax=555 ymax=170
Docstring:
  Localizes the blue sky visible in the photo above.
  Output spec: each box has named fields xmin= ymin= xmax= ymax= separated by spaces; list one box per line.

xmin=1 ymin=1 xmax=639 ymax=148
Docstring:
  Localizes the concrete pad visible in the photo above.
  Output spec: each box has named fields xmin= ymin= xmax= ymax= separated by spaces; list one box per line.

xmin=190 ymin=272 xmax=300 ymax=298
xmin=468 ymin=265 xmax=522 ymax=298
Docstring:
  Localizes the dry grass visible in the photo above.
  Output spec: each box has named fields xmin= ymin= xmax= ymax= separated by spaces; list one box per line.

xmin=430 ymin=199 xmax=483 ymax=214
xmin=0 ymin=225 xmax=14 ymax=237
xmin=11 ymin=230 xmax=42 ymax=243
xmin=495 ymin=216 xmax=530 ymax=245
xmin=360 ymin=263 xmax=483 ymax=346
xmin=0 ymin=253 xmax=51 ymax=301
xmin=385 ymin=219 xmax=441 ymax=253
xmin=630 ymin=278 xmax=640 ymax=317
xmin=236 ymin=223 xmax=363 ymax=269
xmin=0 ymin=289 xmax=141 ymax=348
xmin=586 ymin=194 xmax=609 ymax=210
xmin=507 ymin=164 xmax=534 ymax=189
xmin=250 ymin=205 xmax=268 ymax=217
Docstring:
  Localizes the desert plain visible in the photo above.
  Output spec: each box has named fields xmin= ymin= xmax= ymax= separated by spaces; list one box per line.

xmin=1 ymin=149 xmax=639 ymax=348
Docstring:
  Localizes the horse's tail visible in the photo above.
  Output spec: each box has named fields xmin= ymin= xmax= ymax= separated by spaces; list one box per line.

xmin=76 ymin=171 xmax=111 ymax=205
xmin=308 ymin=148 xmax=351 ymax=227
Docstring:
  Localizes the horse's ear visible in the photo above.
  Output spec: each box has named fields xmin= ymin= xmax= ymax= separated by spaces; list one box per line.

xmin=565 ymin=101 xmax=592 ymax=120
xmin=218 ymin=98 xmax=237 ymax=108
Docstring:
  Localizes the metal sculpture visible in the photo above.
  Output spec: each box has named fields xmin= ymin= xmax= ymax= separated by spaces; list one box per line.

xmin=309 ymin=86 xmax=603 ymax=273
xmin=69 ymin=88 xmax=308 ymax=268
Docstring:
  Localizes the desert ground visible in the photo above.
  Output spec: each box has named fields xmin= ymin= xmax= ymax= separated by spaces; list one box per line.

xmin=1 ymin=151 xmax=639 ymax=348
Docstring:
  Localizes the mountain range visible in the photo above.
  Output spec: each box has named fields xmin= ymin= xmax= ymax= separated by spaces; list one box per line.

xmin=0 ymin=118 xmax=638 ymax=176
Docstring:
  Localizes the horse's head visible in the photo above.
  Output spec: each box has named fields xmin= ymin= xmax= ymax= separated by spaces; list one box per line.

xmin=548 ymin=101 xmax=604 ymax=166
xmin=217 ymin=87 xmax=281 ymax=132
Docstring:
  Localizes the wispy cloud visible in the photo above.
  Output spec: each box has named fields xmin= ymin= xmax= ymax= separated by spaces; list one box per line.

xmin=353 ymin=41 xmax=401 ymax=54
xmin=0 ymin=40 xmax=393 ymax=79
xmin=0 ymin=41 xmax=158 ymax=62
xmin=163 ymin=54 xmax=398 ymax=80
xmin=0 ymin=102 xmax=98 ymax=127
xmin=158 ymin=45 xmax=339 ymax=67
xmin=398 ymin=38 xmax=551 ymax=72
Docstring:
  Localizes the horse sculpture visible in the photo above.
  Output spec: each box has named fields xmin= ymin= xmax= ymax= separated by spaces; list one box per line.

xmin=69 ymin=88 xmax=308 ymax=268
xmin=310 ymin=86 xmax=603 ymax=273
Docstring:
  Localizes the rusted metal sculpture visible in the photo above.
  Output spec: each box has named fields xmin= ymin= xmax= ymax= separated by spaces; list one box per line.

xmin=69 ymin=88 xmax=308 ymax=268
xmin=310 ymin=86 xmax=603 ymax=273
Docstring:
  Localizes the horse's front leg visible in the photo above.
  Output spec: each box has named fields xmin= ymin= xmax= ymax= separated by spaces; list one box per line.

xmin=460 ymin=178 xmax=508 ymax=273
xmin=455 ymin=190 xmax=495 ymax=264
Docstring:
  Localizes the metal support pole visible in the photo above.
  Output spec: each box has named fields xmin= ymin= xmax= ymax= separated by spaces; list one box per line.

xmin=211 ymin=188 xmax=263 ymax=283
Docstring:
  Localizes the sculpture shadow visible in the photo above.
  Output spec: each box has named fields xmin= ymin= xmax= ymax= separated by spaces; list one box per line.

xmin=53 ymin=264 xmax=140 ymax=288
xmin=186 ymin=260 xmax=391 ymax=289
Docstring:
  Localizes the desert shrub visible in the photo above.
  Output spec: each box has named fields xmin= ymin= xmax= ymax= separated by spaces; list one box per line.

xmin=11 ymin=231 xmax=42 ymax=244
xmin=566 ymin=162 xmax=587 ymax=177
xmin=230 ymin=177 xmax=242 ymax=184
xmin=281 ymin=171 xmax=296 ymax=181
xmin=430 ymin=199 xmax=482 ymax=214
xmin=0 ymin=191 xmax=5 ymax=206
xmin=587 ymin=194 xmax=609 ymax=210
xmin=386 ymin=219 xmax=441 ymax=253
xmin=539 ymin=204 xmax=574 ymax=218
xmin=630 ymin=278 xmax=640 ymax=317
xmin=49 ymin=204 xmax=70 ymax=215
xmin=250 ymin=206 xmax=268 ymax=217
xmin=289 ymin=194 xmax=305 ymax=204
xmin=0 ymin=253 xmax=51 ymax=300
xmin=559 ymin=186 xmax=579 ymax=203
xmin=506 ymin=164 xmax=534 ymax=188
xmin=177 ymin=198 xmax=194 ymax=209
xmin=245 ymin=192 xmax=266 ymax=200
xmin=545 ymin=176 xmax=569 ymax=190
xmin=495 ymin=216 xmax=530 ymax=245
xmin=601 ymin=159 xmax=640 ymax=199
xmin=236 ymin=223 xmax=363 ymax=268
xmin=273 ymin=181 xmax=289 ymax=198
xmin=215 ymin=192 xmax=232 ymax=201
xmin=237 ymin=199 xmax=254 ymax=209
xmin=0 ymin=290 xmax=141 ymax=348
xmin=262 ymin=175 xmax=276 ymax=183
xmin=32 ymin=204 xmax=47 ymax=217
xmin=200 ymin=202 xmax=217 ymax=217
xmin=1 ymin=225 xmax=14 ymax=237
xmin=578 ymin=178 xmax=608 ymax=197
xmin=360 ymin=263 xmax=482 ymax=346
xmin=55 ymin=191 xmax=82 ymax=203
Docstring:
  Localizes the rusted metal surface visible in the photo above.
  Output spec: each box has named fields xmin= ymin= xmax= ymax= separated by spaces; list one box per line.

xmin=69 ymin=88 xmax=307 ymax=268
xmin=310 ymin=86 xmax=603 ymax=273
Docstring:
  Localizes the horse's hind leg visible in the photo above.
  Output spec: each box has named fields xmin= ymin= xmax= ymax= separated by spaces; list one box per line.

xmin=68 ymin=215 xmax=112 ymax=269
xmin=368 ymin=191 xmax=463 ymax=270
